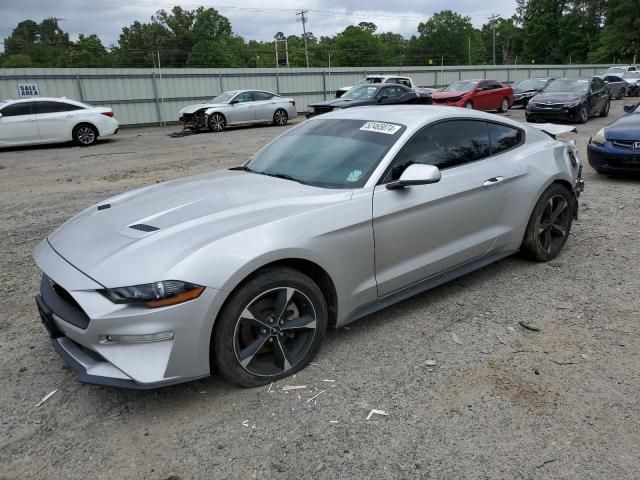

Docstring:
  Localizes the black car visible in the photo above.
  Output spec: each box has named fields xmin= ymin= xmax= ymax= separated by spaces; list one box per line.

xmin=306 ymin=83 xmax=432 ymax=118
xmin=525 ymin=77 xmax=610 ymax=124
xmin=511 ymin=77 xmax=554 ymax=107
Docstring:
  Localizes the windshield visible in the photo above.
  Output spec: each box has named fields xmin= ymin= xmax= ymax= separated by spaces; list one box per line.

xmin=607 ymin=67 xmax=625 ymax=74
xmin=243 ymin=119 xmax=406 ymax=188
xmin=209 ymin=92 xmax=236 ymax=103
xmin=544 ymin=79 xmax=589 ymax=93
xmin=444 ymin=81 xmax=477 ymax=92
xmin=514 ymin=79 xmax=548 ymax=90
xmin=342 ymin=85 xmax=379 ymax=100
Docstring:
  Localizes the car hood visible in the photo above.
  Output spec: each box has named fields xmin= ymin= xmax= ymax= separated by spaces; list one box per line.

xmin=531 ymin=92 xmax=584 ymax=104
xmin=309 ymin=98 xmax=371 ymax=109
xmin=607 ymin=114 xmax=640 ymax=141
xmin=513 ymin=87 xmax=539 ymax=95
xmin=179 ymin=102 xmax=227 ymax=114
xmin=432 ymin=91 xmax=468 ymax=100
xmin=47 ymin=170 xmax=352 ymax=287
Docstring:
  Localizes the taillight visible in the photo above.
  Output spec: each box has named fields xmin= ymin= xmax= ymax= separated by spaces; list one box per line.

xmin=101 ymin=111 xmax=114 ymax=117
xmin=289 ymin=100 xmax=296 ymax=107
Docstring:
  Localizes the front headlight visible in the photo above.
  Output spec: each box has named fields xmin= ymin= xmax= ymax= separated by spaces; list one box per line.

xmin=100 ymin=281 xmax=205 ymax=308
xmin=307 ymin=106 xmax=315 ymax=113
xmin=590 ymin=128 xmax=606 ymax=147
xmin=526 ymin=100 xmax=537 ymax=108
xmin=566 ymin=99 xmax=582 ymax=107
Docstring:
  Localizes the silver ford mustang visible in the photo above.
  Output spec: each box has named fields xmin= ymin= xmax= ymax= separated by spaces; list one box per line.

xmin=33 ymin=106 xmax=583 ymax=389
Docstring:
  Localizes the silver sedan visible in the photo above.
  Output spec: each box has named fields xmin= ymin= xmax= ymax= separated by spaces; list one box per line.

xmin=178 ymin=89 xmax=297 ymax=132
xmin=33 ymin=106 xmax=583 ymax=389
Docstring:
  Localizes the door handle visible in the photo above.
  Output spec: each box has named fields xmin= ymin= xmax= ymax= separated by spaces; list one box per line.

xmin=483 ymin=176 xmax=504 ymax=187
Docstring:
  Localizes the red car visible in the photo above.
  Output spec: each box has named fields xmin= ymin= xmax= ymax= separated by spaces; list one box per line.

xmin=432 ymin=79 xmax=513 ymax=112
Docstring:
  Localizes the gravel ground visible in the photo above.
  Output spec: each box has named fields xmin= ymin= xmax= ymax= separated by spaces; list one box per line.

xmin=1 ymin=103 xmax=639 ymax=480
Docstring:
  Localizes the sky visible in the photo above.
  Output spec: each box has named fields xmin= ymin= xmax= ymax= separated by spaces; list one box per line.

xmin=0 ymin=0 xmax=517 ymax=48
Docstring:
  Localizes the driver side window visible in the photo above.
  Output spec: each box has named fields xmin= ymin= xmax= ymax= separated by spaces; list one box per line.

xmin=234 ymin=92 xmax=253 ymax=103
xmin=383 ymin=120 xmax=491 ymax=182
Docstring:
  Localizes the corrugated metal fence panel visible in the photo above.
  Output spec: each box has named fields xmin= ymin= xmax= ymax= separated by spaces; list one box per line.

xmin=0 ymin=65 xmax=612 ymax=125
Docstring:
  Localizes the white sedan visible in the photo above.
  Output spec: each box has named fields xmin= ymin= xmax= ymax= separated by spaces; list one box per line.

xmin=178 ymin=90 xmax=297 ymax=132
xmin=0 ymin=97 xmax=119 ymax=147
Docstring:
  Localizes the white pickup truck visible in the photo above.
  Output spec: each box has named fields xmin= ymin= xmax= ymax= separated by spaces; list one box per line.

xmin=335 ymin=75 xmax=436 ymax=98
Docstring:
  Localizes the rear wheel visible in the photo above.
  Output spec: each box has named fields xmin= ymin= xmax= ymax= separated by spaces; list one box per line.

xmin=73 ymin=123 xmax=98 ymax=146
xmin=616 ymin=88 xmax=625 ymax=100
xmin=212 ymin=267 xmax=328 ymax=387
xmin=521 ymin=184 xmax=574 ymax=262
xmin=464 ymin=101 xmax=473 ymax=109
xmin=599 ymin=98 xmax=610 ymax=117
xmin=273 ymin=109 xmax=288 ymax=126
xmin=208 ymin=113 xmax=226 ymax=132
xmin=498 ymin=97 xmax=509 ymax=113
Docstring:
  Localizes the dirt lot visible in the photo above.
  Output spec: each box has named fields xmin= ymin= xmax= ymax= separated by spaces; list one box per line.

xmin=1 ymin=103 xmax=639 ymax=480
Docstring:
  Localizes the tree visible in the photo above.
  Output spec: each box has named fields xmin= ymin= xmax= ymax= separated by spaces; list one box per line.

xmin=331 ymin=24 xmax=384 ymax=66
xmin=406 ymin=10 xmax=485 ymax=65
xmin=591 ymin=0 xmax=639 ymax=63
xmin=2 ymin=18 xmax=71 ymax=67
xmin=2 ymin=54 xmax=33 ymax=67
xmin=68 ymin=34 xmax=111 ymax=67
xmin=481 ymin=17 xmax=524 ymax=64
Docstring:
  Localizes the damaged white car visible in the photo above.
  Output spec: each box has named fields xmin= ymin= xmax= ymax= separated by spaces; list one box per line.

xmin=178 ymin=90 xmax=297 ymax=132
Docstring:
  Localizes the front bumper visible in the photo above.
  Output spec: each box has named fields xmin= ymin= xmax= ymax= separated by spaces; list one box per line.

xmin=526 ymin=104 xmax=581 ymax=122
xmin=432 ymin=99 xmax=465 ymax=108
xmin=587 ymin=144 xmax=640 ymax=174
xmin=33 ymin=240 xmax=225 ymax=388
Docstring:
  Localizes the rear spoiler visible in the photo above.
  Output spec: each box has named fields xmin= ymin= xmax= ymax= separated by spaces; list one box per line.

xmin=528 ymin=123 xmax=577 ymax=139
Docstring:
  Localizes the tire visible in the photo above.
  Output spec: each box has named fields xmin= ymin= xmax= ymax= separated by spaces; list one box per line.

xmin=273 ymin=109 xmax=288 ymax=126
xmin=576 ymin=104 xmax=588 ymax=124
xmin=599 ymin=98 xmax=610 ymax=117
xmin=73 ymin=123 xmax=98 ymax=146
xmin=464 ymin=101 xmax=473 ymax=109
xmin=212 ymin=267 xmax=328 ymax=388
xmin=520 ymin=183 xmax=574 ymax=262
xmin=617 ymin=88 xmax=625 ymax=100
xmin=498 ymin=97 xmax=509 ymax=113
xmin=207 ymin=113 xmax=226 ymax=132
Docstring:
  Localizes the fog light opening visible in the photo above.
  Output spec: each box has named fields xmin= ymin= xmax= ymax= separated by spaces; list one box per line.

xmin=102 ymin=331 xmax=175 ymax=343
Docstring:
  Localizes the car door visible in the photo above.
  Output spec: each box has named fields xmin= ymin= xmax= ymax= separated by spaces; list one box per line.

xmin=0 ymin=101 xmax=37 ymax=146
xmin=252 ymin=91 xmax=275 ymax=122
xmin=226 ymin=91 xmax=256 ymax=124
xmin=473 ymin=81 xmax=493 ymax=110
xmin=376 ymin=86 xmax=403 ymax=105
xmin=372 ymin=119 xmax=508 ymax=296
xmin=589 ymin=77 xmax=607 ymax=114
xmin=33 ymin=100 xmax=84 ymax=142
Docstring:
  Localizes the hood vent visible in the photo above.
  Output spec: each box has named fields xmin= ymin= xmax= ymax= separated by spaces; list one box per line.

xmin=129 ymin=223 xmax=159 ymax=232
xmin=97 ymin=204 xmax=111 ymax=211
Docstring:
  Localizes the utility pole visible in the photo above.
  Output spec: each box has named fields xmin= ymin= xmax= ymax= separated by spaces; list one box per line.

xmin=296 ymin=10 xmax=310 ymax=68
xmin=488 ymin=14 xmax=500 ymax=65
xmin=468 ymin=37 xmax=471 ymax=65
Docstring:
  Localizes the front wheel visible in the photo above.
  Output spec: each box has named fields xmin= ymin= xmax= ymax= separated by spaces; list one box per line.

xmin=498 ymin=97 xmax=510 ymax=113
xmin=273 ymin=109 xmax=288 ymax=126
xmin=73 ymin=124 xmax=98 ymax=146
xmin=464 ymin=101 xmax=473 ymax=109
xmin=520 ymin=184 xmax=574 ymax=262
xmin=212 ymin=267 xmax=328 ymax=387
xmin=208 ymin=113 xmax=226 ymax=132
xmin=577 ymin=104 xmax=588 ymax=124
xmin=599 ymin=98 xmax=610 ymax=117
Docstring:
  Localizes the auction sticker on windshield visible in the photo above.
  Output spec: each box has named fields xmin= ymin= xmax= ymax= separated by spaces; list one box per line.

xmin=360 ymin=122 xmax=402 ymax=135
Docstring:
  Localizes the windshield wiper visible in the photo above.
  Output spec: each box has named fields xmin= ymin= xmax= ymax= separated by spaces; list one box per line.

xmin=229 ymin=166 xmax=306 ymax=185
xmin=229 ymin=165 xmax=253 ymax=172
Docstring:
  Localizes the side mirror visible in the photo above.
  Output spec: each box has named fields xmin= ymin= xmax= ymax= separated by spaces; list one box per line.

xmin=386 ymin=164 xmax=441 ymax=190
xmin=229 ymin=99 xmax=239 ymax=105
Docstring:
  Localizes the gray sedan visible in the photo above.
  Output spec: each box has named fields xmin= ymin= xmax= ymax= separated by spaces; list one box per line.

xmin=598 ymin=75 xmax=628 ymax=99
xmin=178 ymin=90 xmax=297 ymax=132
xmin=33 ymin=106 xmax=583 ymax=389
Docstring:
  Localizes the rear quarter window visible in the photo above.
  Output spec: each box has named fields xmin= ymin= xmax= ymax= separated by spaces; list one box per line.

xmin=488 ymin=123 xmax=524 ymax=154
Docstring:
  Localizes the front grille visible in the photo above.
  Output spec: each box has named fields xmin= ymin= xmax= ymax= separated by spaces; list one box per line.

xmin=314 ymin=106 xmax=333 ymax=114
xmin=611 ymin=140 xmax=639 ymax=150
xmin=40 ymin=275 xmax=90 ymax=329
xmin=130 ymin=223 xmax=159 ymax=232
xmin=607 ymin=156 xmax=640 ymax=169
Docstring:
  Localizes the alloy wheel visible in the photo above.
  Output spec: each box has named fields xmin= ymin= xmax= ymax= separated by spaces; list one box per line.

xmin=209 ymin=113 xmax=226 ymax=132
xmin=233 ymin=287 xmax=317 ymax=377
xmin=274 ymin=109 xmax=288 ymax=126
xmin=538 ymin=194 xmax=570 ymax=255
xmin=76 ymin=126 xmax=96 ymax=145
xmin=500 ymin=98 xmax=509 ymax=112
